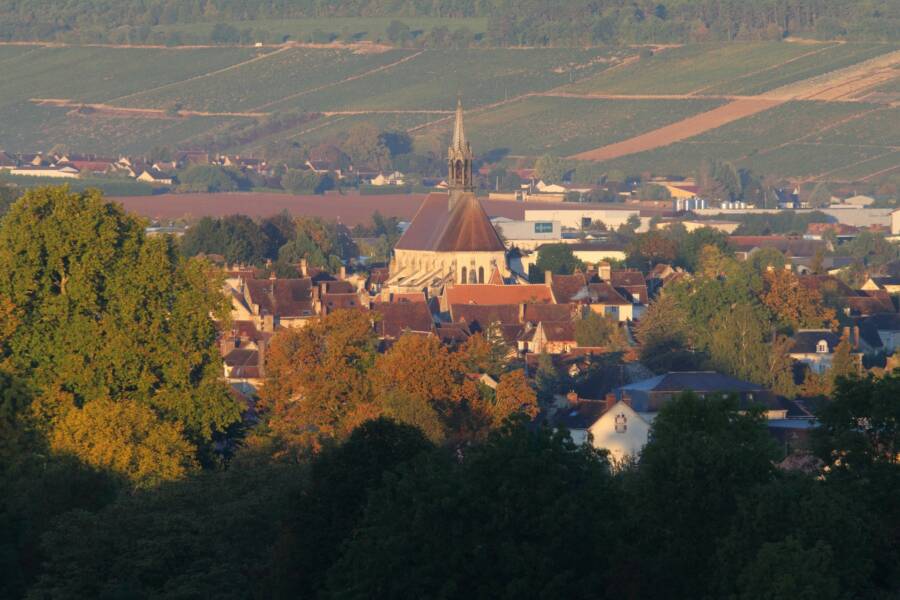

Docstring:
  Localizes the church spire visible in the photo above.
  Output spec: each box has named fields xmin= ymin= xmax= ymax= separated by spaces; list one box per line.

xmin=447 ymin=95 xmax=474 ymax=201
xmin=452 ymin=95 xmax=466 ymax=151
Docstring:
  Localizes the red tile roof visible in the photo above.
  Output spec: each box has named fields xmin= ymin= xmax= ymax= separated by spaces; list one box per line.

xmin=587 ymin=283 xmax=630 ymax=305
xmin=394 ymin=192 xmax=505 ymax=253
xmin=523 ymin=303 xmax=575 ymax=323
xmin=446 ymin=283 xmax=553 ymax=305
xmin=451 ymin=304 xmax=520 ymax=329
xmin=372 ymin=302 xmax=434 ymax=338
xmin=550 ymin=273 xmax=589 ymax=304
xmin=245 ymin=278 xmax=314 ymax=317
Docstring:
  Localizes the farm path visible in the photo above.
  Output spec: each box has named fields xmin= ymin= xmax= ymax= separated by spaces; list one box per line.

xmin=105 ymin=45 xmax=293 ymax=105
xmin=31 ymin=99 xmax=268 ymax=119
xmin=568 ymin=48 xmax=900 ymax=162
xmin=0 ymin=40 xmax=393 ymax=52
xmin=685 ymin=42 xmax=841 ymax=96
xmin=250 ymin=49 xmax=424 ymax=111
xmin=860 ymin=153 xmax=900 ymax=181
xmin=567 ymin=98 xmax=783 ymax=161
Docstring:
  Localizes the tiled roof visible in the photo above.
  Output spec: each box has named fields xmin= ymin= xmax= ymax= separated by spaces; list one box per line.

xmin=434 ymin=322 xmax=471 ymax=344
xmin=862 ymin=312 xmax=900 ymax=330
xmin=554 ymin=400 xmax=608 ymax=429
xmin=224 ymin=348 xmax=258 ymax=368
xmin=322 ymin=293 xmax=361 ymax=314
xmin=451 ymin=304 xmax=519 ymax=329
xmin=789 ymin=330 xmax=841 ymax=354
xmin=522 ymin=303 xmax=574 ymax=323
xmin=446 ymin=283 xmax=553 ymax=305
xmin=245 ymin=278 xmax=314 ymax=317
xmin=540 ymin=321 xmax=576 ymax=342
xmin=394 ymin=192 xmax=505 ymax=253
xmin=550 ymin=273 xmax=588 ymax=304
xmin=797 ymin=275 xmax=855 ymax=296
xmin=372 ymin=301 xmax=434 ymax=338
xmin=585 ymin=282 xmax=630 ymax=305
xmin=844 ymin=291 xmax=895 ymax=315
xmin=728 ymin=236 xmax=824 ymax=257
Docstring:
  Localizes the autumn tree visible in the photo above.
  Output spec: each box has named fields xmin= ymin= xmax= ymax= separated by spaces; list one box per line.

xmin=627 ymin=230 xmax=679 ymax=270
xmin=260 ymin=310 xmax=378 ymax=451
xmin=48 ymin=398 xmax=198 ymax=489
xmin=490 ymin=370 xmax=538 ymax=427
xmin=457 ymin=328 xmax=510 ymax=379
xmin=762 ymin=268 xmax=836 ymax=331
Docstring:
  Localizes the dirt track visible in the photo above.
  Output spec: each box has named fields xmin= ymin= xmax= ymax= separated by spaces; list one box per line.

xmin=31 ymin=99 xmax=268 ymax=119
xmin=568 ymin=98 xmax=783 ymax=161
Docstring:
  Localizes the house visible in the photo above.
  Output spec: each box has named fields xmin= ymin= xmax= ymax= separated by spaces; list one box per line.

xmin=788 ymin=329 xmax=862 ymax=374
xmin=609 ymin=268 xmax=649 ymax=313
xmin=862 ymin=276 xmax=900 ymax=295
xmin=10 ymin=165 xmax=80 ymax=178
xmin=552 ymin=242 xmax=628 ymax=265
xmin=615 ymin=371 xmax=771 ymax=409
xmin=444 ymin=282 xmax=554 ymax=309
xmin=728 ymin=236 xmax=826 ymax=261
xmin=370 ymin=171 xmax=406 ymax=186
xmin=524 ymin=207 xmax=641 ymax=230
xmin=232 ymin=275 xmax=317 ymax=330
xmin=528 ymin=321 xmax=577 ymax=354
xmin=136 ymin=168 xmax=174 ymax=185
xmin=858 ymin=313 xmax=900 ymax=353
xmin=555 ymin=396 xmax=654 ymax=462
xmin=0 ymin=151 xmax=16 ymax=169
xmin=577 ymin=282 xmax=633 ymax=321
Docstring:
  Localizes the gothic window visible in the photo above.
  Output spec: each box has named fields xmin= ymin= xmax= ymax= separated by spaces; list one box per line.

xmin=461 ymin=266 xmax=467 ymax=284
xmin=615 ymin=413 xmax=627 ymax=434
xmin=455 ymin=161 xmax=463 ymax=181
xmin=478 ymin=266 xmax=484 ymax=283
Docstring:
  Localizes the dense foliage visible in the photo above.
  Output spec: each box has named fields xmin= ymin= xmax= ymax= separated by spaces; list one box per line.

xmin=1 ymin=0 xmax=897 ymax=44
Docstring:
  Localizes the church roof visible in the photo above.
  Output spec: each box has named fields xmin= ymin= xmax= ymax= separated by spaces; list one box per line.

xmin=395 ymin=192 xmax=505 ymax=253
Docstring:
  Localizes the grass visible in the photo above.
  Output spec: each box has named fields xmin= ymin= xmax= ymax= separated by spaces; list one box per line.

xmin=268 ymin=47 xmax=635 ymax=112
xmin=821 ymin=150 xmax=900 ymax=181
xmin=431 ymin=95 xmax=724 ymax=156
xmin=812 ymin=106 xmax=900 ymax=147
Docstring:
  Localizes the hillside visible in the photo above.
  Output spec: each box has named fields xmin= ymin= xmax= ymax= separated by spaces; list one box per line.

xmin=0 ymin=39 xmax=898 ymax=185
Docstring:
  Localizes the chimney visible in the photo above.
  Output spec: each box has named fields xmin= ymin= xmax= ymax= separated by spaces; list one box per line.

xmin=605 ymin=392 xmax=617 ymax=412
xmin=598 ymin=261 xmax=611 ymax=281
xmin=566 ymin=390 xmax=579 ymax=407
xmin=269 ymin=270 xmax=276 ymax=281
xmin=339 ymin=265 xmax=346 ymax=280
xmin=299 ymin=258 xmax=308 ymax=278
xmin=518 ymin=302 xmax=526 ymax=323
xmin=257 ymin=337 xmax=267 ymax=377
xmin=544 ymin=270 xmax=553 ymax=285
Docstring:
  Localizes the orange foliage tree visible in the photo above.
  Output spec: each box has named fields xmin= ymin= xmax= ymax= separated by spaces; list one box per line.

xmin=260 ymin=310 xmax=378 ymax=451
xmin=762 ymin=268 xmax=836 ymax=331
xmin=491 ymin=370 xmax=539 ymax=427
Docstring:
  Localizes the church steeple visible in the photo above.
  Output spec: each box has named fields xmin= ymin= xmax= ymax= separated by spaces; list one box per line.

xmin=447 ymin=96 xmax=474 ymax=201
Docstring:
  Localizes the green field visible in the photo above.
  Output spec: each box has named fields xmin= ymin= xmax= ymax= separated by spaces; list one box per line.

xmin=565 ymin=42 xmax=897 ymax=96
xmin=267 ymin=48 xmax=634 ymax=112
xmin=557 ymin=93 xmax=899 ymax=182
xmin=0 ymin=40 xmax=897 ymax=184
xmin=115 ymin=47 xmax=415 ymax=112
xmin=437 ymin=95 xmax=724 ymax=156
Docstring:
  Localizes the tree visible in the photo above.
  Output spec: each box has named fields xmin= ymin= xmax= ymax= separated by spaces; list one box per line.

xmin=808 ymin=182 xmax=833 ymax=208
xmin=259 ymin=310 xmax=378 ymax=451
xmin=178 ymin=164 xmax=242 ymax=192
xmin=534 ymin=244 xmax=584 ymax=278
xmin=633 ymin=393 xmax=778 ymax=598
xmin=48 ymin=398 xmax=197 ymax=489
xmin=627 ymin=230 xmax=678 ymax=269
xmin=575 ymin=310 xmax=622 ymax=348
xmin=271 ymin=418 xmax=433 ymax=599
xmin=708 ymin=302 xmax=774 ymax=385
xmin=0 ymin=187 xmax=239 ymax=444
xmin=678 ymin=227 xmax=731 ymax=272
xmin=281 ymin=168 xmax=320 ymax=194
xmin=326 ymin=423 xmax=620 ymax=599
xmin=762 ymin=268 xmax=836 ymax=331
xmin=638 ymin=182 xmax=671 ymax=200
xmin=490 ymin=370 xmax=538 ymax=427
xmin=533 ymin=154 xmax=569 ymax=183
xmin=457 ymin=329 xmax=510 ymax=379
xmin=386 ymin=20 xmax=411 ymax=44
xmin=339 ymin=123 xmax=391 ymax=170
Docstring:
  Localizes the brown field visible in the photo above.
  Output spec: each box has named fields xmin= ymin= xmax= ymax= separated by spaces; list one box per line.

xmin=568 ymin=98 xmax=783 ymax=161
xmin=111 ymin=191 xmax=552 ymax=224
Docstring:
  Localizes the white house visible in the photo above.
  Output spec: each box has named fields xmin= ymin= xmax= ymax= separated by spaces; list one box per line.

xmin=556 ymin=398 xmax=654 ymax=462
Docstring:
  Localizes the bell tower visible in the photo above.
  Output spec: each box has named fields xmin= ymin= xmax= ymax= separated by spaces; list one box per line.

xmin=447 ymin=96 xmax=474 ymax=205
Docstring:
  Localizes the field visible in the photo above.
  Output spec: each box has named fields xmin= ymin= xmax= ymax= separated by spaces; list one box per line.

xmin=0 ymin=39 xmax=898 ymax=184
xmin=445 ymin=96 xmax=724 ymax=157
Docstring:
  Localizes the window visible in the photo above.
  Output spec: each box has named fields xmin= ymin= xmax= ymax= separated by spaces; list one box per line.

xmin=604 ymin=305 xmax=619 ymax=318
xmin=460 ymin=266 xmax=467 ymax=284
xmin=581 ymin=217 xmax=592 ymax=228
xmin=478 ymin=266 xmax=485 ymax=283
xmin=817 ymin=340 xmax=829 ymax=353
xmin=534 ymin=222 xmax=553 ymax=234
xmin=615 ymin=413 xmax=627 ymax=434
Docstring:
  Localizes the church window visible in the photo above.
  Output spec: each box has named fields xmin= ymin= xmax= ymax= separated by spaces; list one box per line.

xmin=478 ymin=266 xmax=484 ymax=283
xmin=461 ymin=267 xmax=467 ymax=284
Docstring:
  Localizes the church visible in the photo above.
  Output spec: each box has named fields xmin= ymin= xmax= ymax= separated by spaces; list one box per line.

xmin=386 ymin=99 xmax=515 ymax=294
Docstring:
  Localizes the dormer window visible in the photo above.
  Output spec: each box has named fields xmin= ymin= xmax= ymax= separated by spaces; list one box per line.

xmin=817 ymin=340 xmax=829 ymax=353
